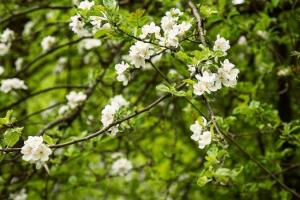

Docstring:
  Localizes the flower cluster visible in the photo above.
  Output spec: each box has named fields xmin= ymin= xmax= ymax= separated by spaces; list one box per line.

xmin=158 ymin=8 xmax=192 ymax=48
xmin=21 ymin=136 xmax=52 ymax=166
xmin=190 ymin=117 xmax=212 ymax=149
xmin=0 ymin=78 xmax=27 ymax=93
xmin=59 ymin=91 xmax=87 ymax=115
xmin=41 ymin=36 xmax=56 ymax=52
xmin=111 ymin=157 xmax=133 ymax=176
xmin=101 ymin=95 xmax=129 ymax=135
xmin=193 ymin=35 xmax=239 ymax=96
xmin=115 ymin=8 xmax=191 ymax=85
xmin=69 ymin=4 xmax=110 ymax=37
xmin=0 ymin=28 xmax=15 ymax=56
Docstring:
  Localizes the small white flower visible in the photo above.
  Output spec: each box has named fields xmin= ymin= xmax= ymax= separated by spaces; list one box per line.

xmin=0 ymin=65 xmax=4 ymax=75
xmin=23 ymin=21 xmax=35 ymax=36
xmin=78 ymin=0 xmax=94 ymax=10
xmin=101 ymin=104 xmax=117 ymax=127
xmin=41 ymin=36 xmax=56 ymax=52
xmin=161 ymin=15 xmax=177 ymax=33
xmin=69 ymin=14 xmax=90 ymax=37
xmin=237 ymin=35 xmax=247 ymax=45
xmin=218 ymin=59 xmax=239 ymax=87
xmin=115 ymin=61 xmax=130 ymax=75
xmin=193 ymin=71 xmax=221 ymax=96
xmin=111 ymin=158 xmax=133 ymax=176
xmin=21 ymin=136 xmax=52 ymax=164
xmin=66 ymin=91 xmax=87 ymax=109
xmin=198 ymin=131 xmax=211 ymax=149
xmin=190 ymin=119 xmax=211 ymax=149
xmin=0 ymin=78 xmax=27 ymax=93
xmin=213 ymin=34 xmax=230 ymax=53
xmin=81 ymin=39 xmax=101 ymax=50
xmin=0 ymin=28 xmax=15 ymax=43
xmin=140 ymin=22 xmax=161 ymax=39
xmin=15 ymin=58 xmax=23 ymax=71
xmin=129 ymin=41 xmax=152 ymax=68
xmin=101 ymin=95 xmax=129 ymax=128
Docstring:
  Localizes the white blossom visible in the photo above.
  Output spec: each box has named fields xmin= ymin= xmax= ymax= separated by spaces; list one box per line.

xmin=198 ymin=131 xmax=212 ymax=149
xmin=101 ymin=95 xmax=129 ymax=128
xmin=66 ymin=91 xmax=87 ymax=109
xmin=111 ymin=158 xmax=133 ymax=176
xmin=78 ymin=0 xmax=94 ymax=10
xmin=218 ymin=59 xmax=239 ymax=87
xmin=129 ymin=41 xmax=152 ymax=68
xmin=193 ymin=71 xmax=221 ymax=96
xmin=190 ymin=118 xmax=211 ymax=149
xmin=21 ymin=136 xmax=52 ymax=164
xmin=0 ymin=65 xmax=4 ymax=75
xmin=115 ymin=61 xmax=130 ymax=86
xmin=0 ymin=78 xmax=27 ymax=93
xmin=140 ymin=22 xmax=161 ymax=39
xmin=213 ymin=34 xmax=230 ymax=53
xmin=15 ymin=58 xmax=23 ymax=71
xmin=0 ymin=28 xmax=15 ymax=43
xmin=81 ymin=39 xmax=101 ymax=50
xmin=69 ymin=14 xmax=90 ymax=36
xmin=101 ymin=104 xmax=117 ymax=127
xmin=161 ymin=15 xmax=177 ymax=33
xmin=9 ymin=189 xmax=27 ymax=200
xmin=41 ymin=36 xmax=56 ymax=52
xmin=237 ymin=35 xmax=247 ymax=45
xmin=23 ymin=21 xmax=34 ymax=36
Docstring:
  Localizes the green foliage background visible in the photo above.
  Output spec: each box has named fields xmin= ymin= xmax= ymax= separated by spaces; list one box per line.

xmin=0 ymin=0 xmax=300 ymax=199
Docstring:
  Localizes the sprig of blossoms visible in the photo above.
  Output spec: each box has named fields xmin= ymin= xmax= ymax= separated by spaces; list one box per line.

xmin=190 ymin=117 xmax=212 ymax=149
xmin=101 ymin=95 xmax=129 ymax=136
xmin=21 ymin=136 xmax=52 ymax=167
xmin=193 ymin=35 xmax=239 ymax=96
xmin=0 ymin=78 xmax=27 ymax=93
xmin=0 ymin=28 xmax=15 ymax=56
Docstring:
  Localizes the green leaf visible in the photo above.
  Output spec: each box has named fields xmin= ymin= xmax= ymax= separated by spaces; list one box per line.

xmin=103 ymin=0 xmax=117 ymax=10
xmin=197 ymin=176 xmax=211 ymax=187
xmin=156 ymin=84 xmax=170 ymax=93
xmin=4 ymin=127 xmax=23 ymax=147
xmin=43 ymin=134 xmax=57 ymax=145
xmin=0 ymin=110 xmax=13 ymax=128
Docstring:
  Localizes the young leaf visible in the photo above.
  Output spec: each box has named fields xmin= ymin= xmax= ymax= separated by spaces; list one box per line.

xmin=4 ymin=127 xmax=23 ymax=147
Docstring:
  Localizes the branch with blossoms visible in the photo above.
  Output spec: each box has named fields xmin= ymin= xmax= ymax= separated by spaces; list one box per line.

xmin=0 ymin=0 xmax=299 ymax=199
